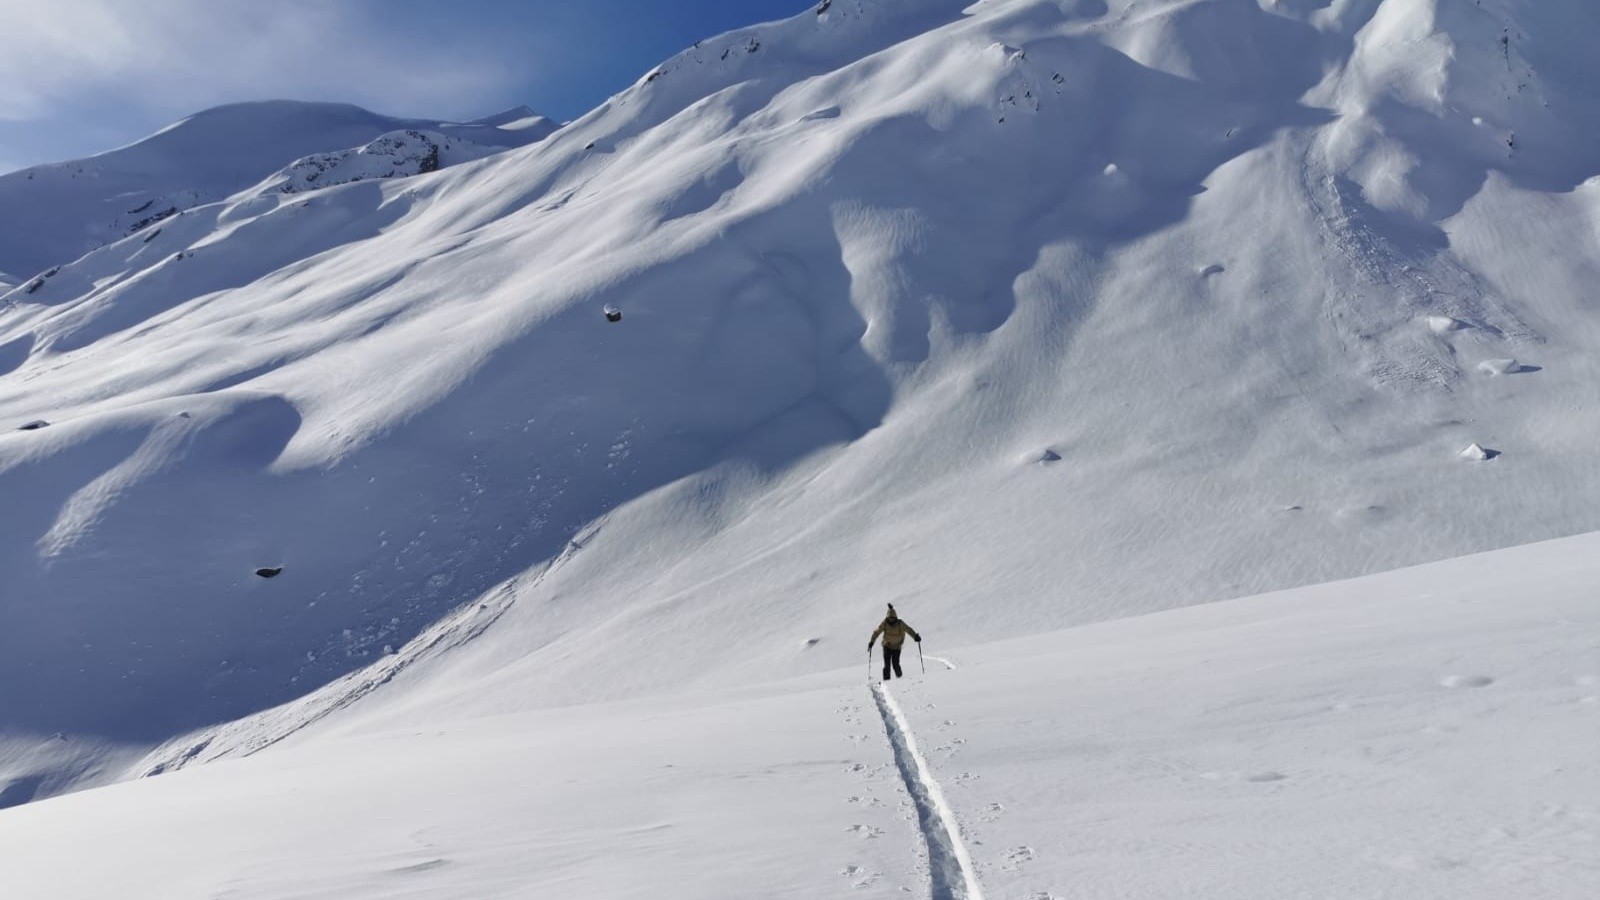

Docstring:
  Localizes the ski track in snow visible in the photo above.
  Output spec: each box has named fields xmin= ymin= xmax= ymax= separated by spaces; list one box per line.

xmin=871 ymin=681 xmax=986 ymax=900
xmin=923 ymin=655 xmax=958 ymax=671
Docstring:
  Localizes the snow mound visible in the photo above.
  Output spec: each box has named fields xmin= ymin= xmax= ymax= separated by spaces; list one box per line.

xmin=1477 ymin=357 xmax=1524 ymax=376
xmin=1425 ymin=314 xmax=1466 ymax=334
xmin=1460 ymin=442 xmax=1499 ymax=462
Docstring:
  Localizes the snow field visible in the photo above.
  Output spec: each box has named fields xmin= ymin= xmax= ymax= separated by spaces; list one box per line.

xmin=888 ymin=532 xmax=1600 ymax=900
xmin=0 ymin=673 xmax=929 ymax=900
xmin=3 ymin=530 xmax=1596 ymax=898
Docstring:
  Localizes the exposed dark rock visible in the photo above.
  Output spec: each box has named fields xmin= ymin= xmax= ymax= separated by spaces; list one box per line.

xmin=130 ymin=207 xmax=179 ymax=234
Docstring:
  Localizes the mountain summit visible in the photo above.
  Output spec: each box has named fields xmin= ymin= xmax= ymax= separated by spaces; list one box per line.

xmin=0 ymin=100 xmax=556 ymax=278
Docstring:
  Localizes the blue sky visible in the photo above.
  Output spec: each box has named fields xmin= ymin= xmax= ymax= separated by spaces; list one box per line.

xmin=0 ymin=0 xmax=812 ymax=173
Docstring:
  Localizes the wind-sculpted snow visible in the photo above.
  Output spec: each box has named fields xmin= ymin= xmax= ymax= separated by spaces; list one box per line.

xmin=2 ymin=0 xmax=1600 ymax=804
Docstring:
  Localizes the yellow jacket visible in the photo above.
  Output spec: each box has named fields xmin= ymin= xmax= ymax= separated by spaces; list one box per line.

xmin=870 ymin=616 xmax=920 ymax=650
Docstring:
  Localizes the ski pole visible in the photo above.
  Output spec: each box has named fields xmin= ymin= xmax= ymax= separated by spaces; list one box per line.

xmin=918 ymin=641 xmax=925 ymax=675
xmin=867 ymin=645 xmax=873 ymax=683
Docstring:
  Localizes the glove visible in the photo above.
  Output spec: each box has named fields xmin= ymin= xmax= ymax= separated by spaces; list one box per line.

xmin=913 ymin=635 xmax=922 ymax=643
xmin=867 ymin=641 xmax=874 ymax=650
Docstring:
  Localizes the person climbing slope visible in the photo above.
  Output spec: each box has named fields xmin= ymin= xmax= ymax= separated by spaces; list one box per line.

xmin=868 ymin=603 xmax=921 ymax=681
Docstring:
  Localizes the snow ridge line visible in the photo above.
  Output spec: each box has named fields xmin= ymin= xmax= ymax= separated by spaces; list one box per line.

xmin=871 ymin=682 xmax=986 ymax=900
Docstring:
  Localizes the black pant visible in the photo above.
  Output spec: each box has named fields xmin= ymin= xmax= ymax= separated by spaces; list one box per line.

xmin=882 ymin=645 xmax=903 ymax=680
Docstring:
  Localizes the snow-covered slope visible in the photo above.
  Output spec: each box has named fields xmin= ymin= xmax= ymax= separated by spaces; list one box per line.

xmin=2 ymin=0 xmax=1599 ymax=811
xmin=251 ymin=128 xmax=549 ymax=196
xmin=0 ymin=101 xmax=555 ymax=279
xmin=3 ymin=530 xmax=1596 ymax=899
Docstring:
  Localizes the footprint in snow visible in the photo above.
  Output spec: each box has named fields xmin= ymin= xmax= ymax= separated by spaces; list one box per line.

xmin=1248 ymin=771 xmax=1287 ymax=783
xmin=846 ymin=824 xmax=884 ymax=839
xmin=1003 ymin=846 xmax=1035 ymax=868
xmin=839 ymin=864 xmax=880 ymax=889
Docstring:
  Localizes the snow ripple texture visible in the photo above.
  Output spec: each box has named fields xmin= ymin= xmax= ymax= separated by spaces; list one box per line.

xmin=872 ymin=682 xmax=985 ymax=900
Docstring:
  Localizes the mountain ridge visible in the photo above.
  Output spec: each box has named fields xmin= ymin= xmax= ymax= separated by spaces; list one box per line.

xmin=0 ymin=99 xmax=556 ymax=279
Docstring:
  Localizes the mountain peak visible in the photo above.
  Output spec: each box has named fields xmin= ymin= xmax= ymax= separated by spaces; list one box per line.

xmin=462 ymin=105 xmax=542 ymax=127
xmin=0 ymin=100 xmax=553 ymax=277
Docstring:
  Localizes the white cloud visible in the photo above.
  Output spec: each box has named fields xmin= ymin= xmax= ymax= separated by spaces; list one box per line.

xmin=0 ymin=0 xmax=531 ymax=122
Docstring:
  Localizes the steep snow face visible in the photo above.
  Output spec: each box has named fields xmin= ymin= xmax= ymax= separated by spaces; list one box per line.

xmin=0 ymin=101 xmax=555 ymax=278
xmin=2 ymin=0 xmax=1599 ymax=798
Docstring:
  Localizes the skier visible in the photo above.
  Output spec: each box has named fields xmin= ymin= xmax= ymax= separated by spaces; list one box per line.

xmin=868 ymin=603 xmax=921 ymax=681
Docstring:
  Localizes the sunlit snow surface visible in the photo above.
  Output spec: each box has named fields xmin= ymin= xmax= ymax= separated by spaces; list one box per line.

xmin=0 ymin=101 xmax=553 ymax=280
xmin=0 ymin=3 xmax=1598 ymax=888
xmin=2 ymin=532 xmax=1596 ymax=899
